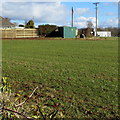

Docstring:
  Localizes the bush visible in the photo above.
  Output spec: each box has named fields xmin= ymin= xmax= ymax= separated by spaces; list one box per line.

xmin=38 ymin=24 xmax=57 ymax=37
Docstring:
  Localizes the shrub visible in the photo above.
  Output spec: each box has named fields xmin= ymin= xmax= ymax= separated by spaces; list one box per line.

xmin=38 ymin=24 xmax=57 ymax=37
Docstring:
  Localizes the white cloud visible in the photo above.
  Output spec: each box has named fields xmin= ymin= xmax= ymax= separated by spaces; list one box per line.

xmin=105 ymin=12 xmax=116 ymax=16
xmin=2 ymin=2 xmax=69 ymax=25
xmin=3 ymin=0 xmax=119 ymax=2
xmin=75 ymin=17 xmax=118 ymax=28
xmin=107 ymin=18 xmax=118 ymax=27
xmin=75 ymin=8 xmax=89 ymax=15
xmin=3 ymin=0 xmax=59 ymax=2
xmin=100 ymin=18 xmax=118 ymax=27
xmin=74 ymin=16 xmax=96 ymax=28
xmin=108 ymin=19 xmax=118 ymax=24
xmin=74 ymin=22 xmax=86 ymax=28
xmin=1 ymin=1 xmax=118 ymax=28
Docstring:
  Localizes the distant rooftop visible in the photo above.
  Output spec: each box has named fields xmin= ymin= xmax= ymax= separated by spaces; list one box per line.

xmin=0 ymin=16 xmax=15 ymax=28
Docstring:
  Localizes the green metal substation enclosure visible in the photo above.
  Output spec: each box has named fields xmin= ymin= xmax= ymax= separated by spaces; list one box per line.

xmin=58 ymin=26 xmax=77 ymax=38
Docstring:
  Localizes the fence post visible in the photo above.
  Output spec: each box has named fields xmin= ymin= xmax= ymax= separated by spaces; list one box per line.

xmin=24 ymin=29 xmax=25 ymax=38
xmin=5 ymin=29 xmax=7 ymax=38
xmin=15 ymin=29 xmax=16 ymax=38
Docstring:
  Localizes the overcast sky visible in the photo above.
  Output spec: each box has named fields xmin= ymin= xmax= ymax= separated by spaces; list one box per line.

xmin=1 ymin=1 xmax=118 ymax=28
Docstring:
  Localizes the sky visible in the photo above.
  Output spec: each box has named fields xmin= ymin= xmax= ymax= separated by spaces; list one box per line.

xmin=1 ymin=1 xmax=118 ymax=28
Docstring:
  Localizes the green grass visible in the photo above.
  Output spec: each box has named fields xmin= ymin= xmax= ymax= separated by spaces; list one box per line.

xmin=2 ymin=38 xmax=119 ymax=119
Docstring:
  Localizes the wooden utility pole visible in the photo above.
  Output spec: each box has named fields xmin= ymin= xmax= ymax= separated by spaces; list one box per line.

xmin=33 ymin=16 xmax=34 ymax=21
xmin=72 ymin=7 xmax=74 ymax=27
xmin=93 ymin=2 xmax=99 ymax=36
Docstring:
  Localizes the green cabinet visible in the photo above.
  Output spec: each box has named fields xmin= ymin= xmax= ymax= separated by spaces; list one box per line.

xmin=58 ymin=26 xmax=77 ymax=38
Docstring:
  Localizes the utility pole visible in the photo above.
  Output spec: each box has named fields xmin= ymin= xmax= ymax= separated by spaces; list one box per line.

xmin=93 ymin=2 xmax=99 ymax=36
xmin=72 ymin=7 xmax=74 ymax=27
xmin=33 ymin=16 xmax=34 ymax=21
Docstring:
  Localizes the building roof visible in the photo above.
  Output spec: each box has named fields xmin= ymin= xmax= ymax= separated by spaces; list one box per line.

xmin=0 ymin=16 xmax=15 ymax=27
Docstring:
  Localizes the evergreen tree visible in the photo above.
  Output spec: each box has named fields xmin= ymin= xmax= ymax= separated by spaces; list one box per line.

xmin=25 ymin=20 xmax=35 ymax=28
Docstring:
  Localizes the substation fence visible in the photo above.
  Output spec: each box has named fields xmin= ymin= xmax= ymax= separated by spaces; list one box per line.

xmin=1 ymin=29 xmax=39 ymax=38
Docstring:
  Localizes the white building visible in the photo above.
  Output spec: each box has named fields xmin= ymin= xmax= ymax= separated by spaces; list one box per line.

xmin=97 ymin=31 xmax=111 ymax=37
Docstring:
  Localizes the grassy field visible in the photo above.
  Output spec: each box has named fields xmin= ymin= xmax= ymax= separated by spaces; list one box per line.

xmin=2 ymin=38 xmax=118 ymax=119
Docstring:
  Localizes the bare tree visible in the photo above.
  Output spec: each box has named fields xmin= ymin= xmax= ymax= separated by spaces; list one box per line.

xmin=83 ymin=21 xmax=94 ymax=37
xmin=86 ymin=21 xmax=93 ymax=28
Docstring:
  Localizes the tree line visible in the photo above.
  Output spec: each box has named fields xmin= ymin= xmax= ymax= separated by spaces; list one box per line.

xmin=20 ymin=20 xmax=120 ymax=37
